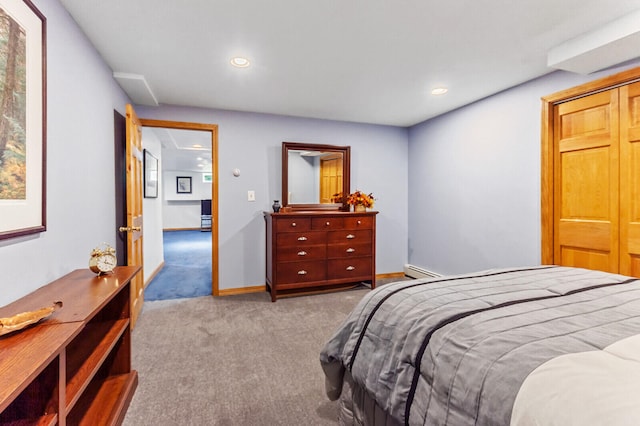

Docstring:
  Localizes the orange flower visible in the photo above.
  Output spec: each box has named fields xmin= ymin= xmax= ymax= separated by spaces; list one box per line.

xmin=346 ymin=190 xmax=375 ymax=208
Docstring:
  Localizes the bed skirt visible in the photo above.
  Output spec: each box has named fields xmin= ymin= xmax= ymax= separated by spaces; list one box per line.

xmin=338 ymin=370 xmax=401 ymax=426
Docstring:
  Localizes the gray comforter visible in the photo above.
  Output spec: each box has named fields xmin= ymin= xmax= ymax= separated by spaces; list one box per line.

xmin=320 ymin=266 xmax=640 ymax=425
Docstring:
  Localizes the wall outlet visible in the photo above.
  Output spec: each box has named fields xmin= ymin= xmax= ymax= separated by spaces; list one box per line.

xmin=247 ymin=190 xmax=256 ymax=202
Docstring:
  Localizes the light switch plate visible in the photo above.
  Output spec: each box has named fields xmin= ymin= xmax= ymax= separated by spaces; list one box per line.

xmin=247 ymin=190 xmax=256 ymax=202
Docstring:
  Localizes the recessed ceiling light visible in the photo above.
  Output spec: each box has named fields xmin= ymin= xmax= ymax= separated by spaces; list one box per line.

xmin=230 ymin=56 xmax=250 ymax=68
xmin=431 ymin=87 xmax=448 ymax=95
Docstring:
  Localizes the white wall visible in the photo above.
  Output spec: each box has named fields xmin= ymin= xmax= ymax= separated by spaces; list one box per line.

xmin=162 ymin=170 xmax=212 ymax=229
xmin=0 ymin=0 xmax=131 ymax=305
xmin=141 ymin=129 xmax=164 ymax=282
xmin=163 ymin=171 xmax=211 ymax=201
xmin=407 ymin=61 xmax=640 ymax=276
xmin=134 ymin=105 xmax=409 ymax=291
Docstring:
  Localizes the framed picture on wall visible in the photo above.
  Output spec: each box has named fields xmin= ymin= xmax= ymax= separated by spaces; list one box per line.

xmin=0 ymin=0 xmax=47 ymax=240
xmin=176 ymin=176 xmax=192 ymax=194
xmin=143 ymin=149 xmax=158 ymax=198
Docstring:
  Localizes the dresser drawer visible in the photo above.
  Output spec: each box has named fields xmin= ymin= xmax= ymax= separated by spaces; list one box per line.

xmin=327 ymin=242 xmax=372 ymax=259
xmin=276 ymin=260 xmax=326 ymax=284
xmin=328 ymin=257 xmax=372 ymax=280
xmin=327 ymin=229 xmax=372 ymax=244
xmin=276 ymin=231 xmax=326 ymax=247
xmin=277 ymin=245 xmax=326 ymax=261
xmin=275 ymin=217 xmax=311 ymax=232
xmin=344 ymin=216 xmax=374 ymax=230
xmin=311 ymin=217 xmax=344 ymax=230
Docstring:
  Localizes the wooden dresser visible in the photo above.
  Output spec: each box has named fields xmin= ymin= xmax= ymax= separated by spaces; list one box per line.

xmin=265 ymin=211 xmax=377 ymax=301
xmin=0 ymin=266 xmax=140 ymax=425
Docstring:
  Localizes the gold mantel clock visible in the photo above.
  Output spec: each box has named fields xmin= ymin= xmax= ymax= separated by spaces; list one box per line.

xmin=89 ymin=243 xmax=117 ymax=275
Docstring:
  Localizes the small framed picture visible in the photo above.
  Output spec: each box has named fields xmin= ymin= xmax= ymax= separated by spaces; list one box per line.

xmin=143 ymin=149 xmax=158 ymax=198
xmin=176 ymin=176 xmax=192 ymax=194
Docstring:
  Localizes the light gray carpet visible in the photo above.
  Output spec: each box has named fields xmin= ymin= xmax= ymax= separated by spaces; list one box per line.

xmin=122 ymin=282 xmax=400 ymax=425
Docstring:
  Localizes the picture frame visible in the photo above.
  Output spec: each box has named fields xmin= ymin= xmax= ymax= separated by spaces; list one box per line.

xmin=0 ymin=0 xmax=46 ymax=240
xmin=143 ymin=149 xmax=158 ymax=198
xmin=176 ymin=176 xmax=192 ymax=194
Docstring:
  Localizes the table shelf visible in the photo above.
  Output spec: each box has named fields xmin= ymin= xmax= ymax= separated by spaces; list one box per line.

xmin=0 ymin=267 xmax=140 ymax=426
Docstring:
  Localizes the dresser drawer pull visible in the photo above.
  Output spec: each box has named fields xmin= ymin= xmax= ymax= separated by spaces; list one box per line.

xmin=357 ymin=220 xmax=362 ymax=225
xmin=346 ymin=234 xmax=355 ymax=239
xmin=297 ymin=236 xmax=308 ymax=241
xmin=346 ymin=266 xmax=356 ymax=271
xmin=291 ymin=222 xmax=297 ymax=227
xmin=298 ymin=270 xmax=308 ymax=275
xmin=326 ymin=221 xmax=331 ymax=226
xmin=346 ymin=248 xmax=355 ymax=253
xmin=297 ymin=251 xmax=307 ymax=256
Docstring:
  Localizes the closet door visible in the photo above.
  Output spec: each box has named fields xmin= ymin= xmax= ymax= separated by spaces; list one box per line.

xmin=553 ymin=89 xmax=619 ymax=273
xmin=620 ymin=81 xmax=640 ymax=276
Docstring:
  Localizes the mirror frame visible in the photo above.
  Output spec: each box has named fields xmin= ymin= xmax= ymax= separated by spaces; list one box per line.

xmin=282 ymin=141 xmax=351 ymax=211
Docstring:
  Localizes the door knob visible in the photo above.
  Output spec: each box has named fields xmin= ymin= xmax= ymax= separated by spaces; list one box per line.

xmin=119 ymin=226 xmax=141 ymax=233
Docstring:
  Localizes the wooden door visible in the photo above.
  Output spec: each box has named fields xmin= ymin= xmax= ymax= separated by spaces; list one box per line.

xmin=114 ymin=110 xmax=128 ymax=265
xmin=620 ymin=81 xmax=640 ymax=276
xmin=320 ymin=154 xmax=343 ymax=203
xmin=122 ymin=104 xmax=144 ymax=328
xmin=553 ymin=89 xmax=619 ymax=273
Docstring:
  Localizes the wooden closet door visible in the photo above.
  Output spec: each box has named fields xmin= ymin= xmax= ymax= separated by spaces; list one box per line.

xmin=620 ymin=81 xmax=640 ymax=276
xmin=553 ymin=89 xmax=619 ymax=273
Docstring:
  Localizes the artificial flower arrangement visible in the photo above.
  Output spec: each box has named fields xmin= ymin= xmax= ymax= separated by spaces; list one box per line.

xmin=331 ymin=190 xmax=376 ymax=208
xmin=346 ymin=190 xmax=375 ymax=208
xmin=331 ymin=190 xmax=376 ymax=209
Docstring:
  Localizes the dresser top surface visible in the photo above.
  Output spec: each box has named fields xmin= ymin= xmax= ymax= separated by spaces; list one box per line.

xmin=265 ymin=210 xmax=378 ymax=217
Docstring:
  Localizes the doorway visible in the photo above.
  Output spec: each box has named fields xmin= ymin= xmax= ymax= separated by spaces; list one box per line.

xmin=141 ymin=118 xmax=219 ymax=297
xmin=115 ymin=114 xmax=220 ymax=297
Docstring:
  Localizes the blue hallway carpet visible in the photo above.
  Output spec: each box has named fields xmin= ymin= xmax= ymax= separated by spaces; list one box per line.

xmin=145 ymin=230 xmax=212 ymax=301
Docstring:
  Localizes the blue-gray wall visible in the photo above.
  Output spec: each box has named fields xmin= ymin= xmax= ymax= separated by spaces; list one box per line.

xmin=287 ymin=152 xmax=319 ymax=204
xmin=407 ymin=62 xmax=640 ymax=276
xmin=134 ymin=105 xmax=409 ymax=291
xmin=2 ymin=0 xmax=638 ymax=306
xmin=0 ymin=0 xmax=408 ymax=305
xmin=0 ymin=0 xmax=131 ymax=305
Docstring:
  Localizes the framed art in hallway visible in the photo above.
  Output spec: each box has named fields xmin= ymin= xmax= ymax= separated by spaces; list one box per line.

xmin=143 ymin=149 xmax=158 ymax=198
xmin=0 ymin=0 xmax=46 ymax=240
xmin=176 ymin=176 xmax=192 ymax=194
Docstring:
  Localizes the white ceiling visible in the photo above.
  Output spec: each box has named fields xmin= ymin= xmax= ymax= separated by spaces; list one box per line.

xmin=59 ymin=0 xmax=640 ymax=127
xmin=59 ymin=1 xmax=640 ymax=169
xmin=142 ymin=127 xmax=212 ymax=172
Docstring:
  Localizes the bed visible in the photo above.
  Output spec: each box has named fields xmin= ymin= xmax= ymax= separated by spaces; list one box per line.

xmin=319 ymin=266 xmax=640 ymax=425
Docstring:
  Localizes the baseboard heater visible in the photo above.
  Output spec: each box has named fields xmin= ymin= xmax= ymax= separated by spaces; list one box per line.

xmin=403 ymin=264 xmax=441 ymax=279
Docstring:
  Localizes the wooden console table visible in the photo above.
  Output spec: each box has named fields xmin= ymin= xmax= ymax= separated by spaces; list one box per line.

xmin=0 ymin=266 xmax=140 ymax=425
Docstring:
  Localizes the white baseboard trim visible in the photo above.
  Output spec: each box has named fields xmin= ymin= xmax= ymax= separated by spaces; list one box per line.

xmin=403 ymin=264 xmax=441 ymax=279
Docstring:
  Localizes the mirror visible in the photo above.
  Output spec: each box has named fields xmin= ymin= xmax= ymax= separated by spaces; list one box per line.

xmin=282 ymin=142 xmax=350 ymax=211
